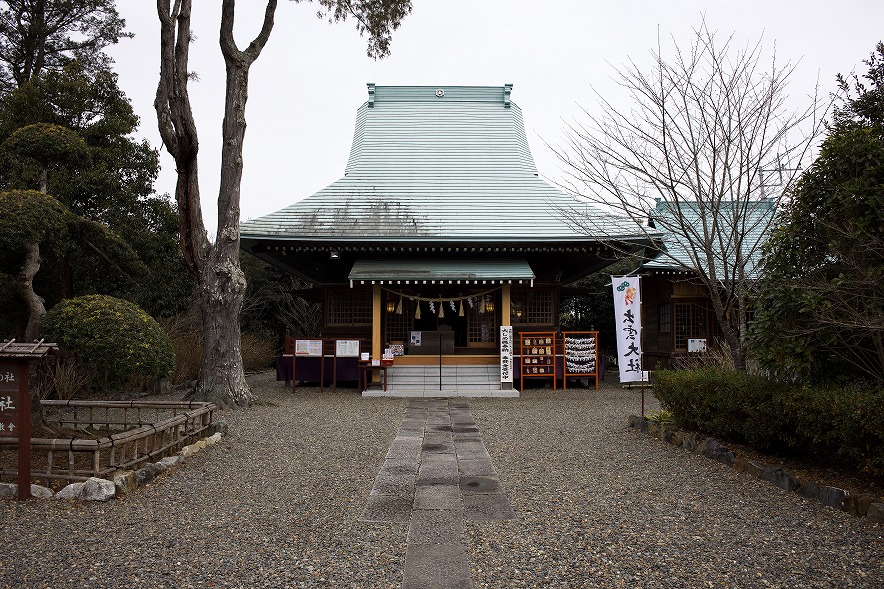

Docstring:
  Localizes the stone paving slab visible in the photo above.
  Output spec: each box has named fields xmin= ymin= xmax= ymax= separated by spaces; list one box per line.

xmin=361 ymin=398 xmax=514 ymax=588
xmin=462 ymin=493 xmax=516 ymax=521
xmin=414 ymin=484 xmax=462 ymax=510
xmin=407 ymin=509 xmax=465 ymax=545
xmin=387 ymin=439 xmax=424 ymax=460
xmin=403 ymin=543 xmax=474 ymax=589
xmin=371 ymin=471 xmax=417 ymax=496
xmin=460 ymin=475 xmax=504 ymax=494
xmin=361 ymin=493 xmax=413 ymax=522
xmin=457 ymin=458 xmax=498 ymax=477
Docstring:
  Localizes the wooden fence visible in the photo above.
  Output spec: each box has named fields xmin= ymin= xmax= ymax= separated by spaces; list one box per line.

xmin=0 ymin=400 xmax=217 ymax=486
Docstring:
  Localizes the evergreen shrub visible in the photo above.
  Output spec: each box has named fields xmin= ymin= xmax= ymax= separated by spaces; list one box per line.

xmin=42 ymin=295 xmax=174 ymax=392
xmin=654 ymin=368 xmax=884 ymax=477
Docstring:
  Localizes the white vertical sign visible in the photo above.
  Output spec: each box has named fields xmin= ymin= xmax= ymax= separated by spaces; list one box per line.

xmin=499 ymin=325 xmax=513 ymax=384
xmin=612 ymin=276 xmax=644 ymax=383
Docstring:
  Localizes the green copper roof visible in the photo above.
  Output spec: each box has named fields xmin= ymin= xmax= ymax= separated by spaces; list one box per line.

xmin=643 ymin=198 xmax=775 ymax=279
xmin=240 ymin=84 xmax=643 ymax=244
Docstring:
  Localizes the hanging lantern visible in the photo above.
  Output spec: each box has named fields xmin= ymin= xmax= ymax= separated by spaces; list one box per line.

xmin=386 ymin=299 xmax=396 ymax=313
xmin=459 ymin=301 xmax=465 ymax=317
xmin=485 ymin=297 xmax=495 ymax=313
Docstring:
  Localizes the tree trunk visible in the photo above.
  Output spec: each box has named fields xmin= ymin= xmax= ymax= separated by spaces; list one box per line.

xmin=192 ymin=253 xmax=249 ymax=408
xmin=154 ymin=0 xmax=275 ymax=408
xmin=17 ymin=242 xmax=46 ymax=342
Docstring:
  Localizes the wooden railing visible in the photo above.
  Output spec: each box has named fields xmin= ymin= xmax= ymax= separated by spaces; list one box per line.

xmin=0 ymin=400 xmax=216 ymax=485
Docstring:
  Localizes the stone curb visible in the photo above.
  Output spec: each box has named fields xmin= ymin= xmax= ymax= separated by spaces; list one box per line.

xmin=0 ymin=428 xmax=225 ymax=503
xmin=629 ymin=415 xmax=884 ymax=523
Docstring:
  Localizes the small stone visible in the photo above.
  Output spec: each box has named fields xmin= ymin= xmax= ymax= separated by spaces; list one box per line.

xmin=680 ymin=433 xmax=698 ymax=451
xmin=763 ymin=467 xmax=799 ymax=492
xmin=818 ymin=486 xmax=847 ymax=510
xmin=696 ymin=438 xmax=735 ymax=466
xmin=30 ymin=485 xmax=53 ymax=499
xmin=80 ymin=477 xmax=115 ymax=502
xmin=180 ymin=445 xmax=198 ymax=459
xmin=157 ymin=456 xmax=181 ymax=469
xmin=54 ymin=483 xmax=85 ymax=500
xmin=628 ymin=415 xmax=643 ymax=429
xmin=867 ymin=502 xmax=884 ymax=523
xmin=0 ymin=482 xmax=16 ymax=498
xmin=206 ymin=432 xmax=223 ymax=445
xmin=150 ymin=461 xmax=169 ymax=473
xmin=194 ymin=439 xmax=208 ymax=450
xmin=796 ymin=483 xmax=821 ymax=501
xmin=135 ymin=468 xmax=155 ymax=486
xmin=843 ymin=493 xmax=875 ymax=517
xmin=112 ymin=470 xmax=137 ymax=496
xmin=646 ymin=421 xmax=660 ymax=437
xmin=208 ymin=419 xmax=229 ymax=436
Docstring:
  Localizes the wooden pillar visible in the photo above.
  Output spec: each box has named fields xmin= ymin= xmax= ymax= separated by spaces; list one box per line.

xmin=372 ymin=284 xmax=382 ymax=360
xmin=501 ymin=283 xmax=511 ymax=327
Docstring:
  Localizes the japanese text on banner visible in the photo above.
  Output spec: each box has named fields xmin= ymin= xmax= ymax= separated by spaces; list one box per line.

xmin=612 ymin=276 xmax=644 ymax=383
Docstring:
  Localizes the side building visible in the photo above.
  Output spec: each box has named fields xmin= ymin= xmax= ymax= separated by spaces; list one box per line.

xmin=639 ymin=198 xmax=775 ymax=368
xmin=240 ymin=84 xmax=647 ymax=365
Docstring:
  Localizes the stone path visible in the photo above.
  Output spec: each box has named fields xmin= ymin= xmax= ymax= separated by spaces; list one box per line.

xmin=360 ymin=398 xmax=514 ymax=589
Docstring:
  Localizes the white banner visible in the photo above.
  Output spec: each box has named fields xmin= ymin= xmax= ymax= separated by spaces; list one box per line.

xmin=499 ymin=326 xmax=514 ymax=384
xmin=612 ymin=276 xmax=644 ymax=383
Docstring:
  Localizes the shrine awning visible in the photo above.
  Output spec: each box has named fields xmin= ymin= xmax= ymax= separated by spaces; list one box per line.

xmin=348 ymin=258 xmax=535 ymax=286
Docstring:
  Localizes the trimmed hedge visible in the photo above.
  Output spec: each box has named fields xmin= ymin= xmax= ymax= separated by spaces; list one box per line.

xmin=654 ymin=368 xmax=884 ymax=478
xmin=42 ymin=295 xmax=174 ymax=392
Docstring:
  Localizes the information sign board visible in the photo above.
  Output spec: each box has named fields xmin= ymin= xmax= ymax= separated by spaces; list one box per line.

xmin=295 ymin=339 xmax=323 ymax=357
xmin=0 ymin=360 xmax=19 ymax=438
xmin=335 ymin=339 xmax=360 ymax=358
xmin=499 ymin=326 xmax=513 ymax=384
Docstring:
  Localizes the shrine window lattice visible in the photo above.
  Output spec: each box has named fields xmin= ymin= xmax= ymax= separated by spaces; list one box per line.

xmin=511 ymin=289 xmax=554 ymax=325
xmin=674 ymin=301 xmax=707 ymax=350
xmin=385 ymin=298 xmax=415 ymax=343
xmin=326 ymin=289 xmax=372 ymax=326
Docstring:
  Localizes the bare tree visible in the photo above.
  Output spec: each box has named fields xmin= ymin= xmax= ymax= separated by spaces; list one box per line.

xmin=154 ymin=0 xmax=411 ymax=407
xmin=553 ymin=22 xmax=827 ymax=369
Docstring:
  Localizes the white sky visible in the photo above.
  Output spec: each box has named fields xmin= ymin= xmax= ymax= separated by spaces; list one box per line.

xmin=107 ymin=1 xmax=884 ymax=237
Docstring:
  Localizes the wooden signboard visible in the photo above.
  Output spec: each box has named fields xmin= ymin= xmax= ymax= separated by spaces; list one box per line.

xmin=519 ymin=331 xmax=557 ymax=391
xmin=335 ymin=340 xmax=360 ymax=358
xmin=292 ymin=339 xmax=325 ymax=392
xmin=0 ymin=360 xmax=22 ymax=438
xmin=0 ymin=339 xmax=56 ymax=500
xmin=333 ymin=339 xmax=362 ymax=392
xmin=294 ymin=339 xmax=323 ymax=357
xmin=562 ymin=331 xmax=599 ymax=390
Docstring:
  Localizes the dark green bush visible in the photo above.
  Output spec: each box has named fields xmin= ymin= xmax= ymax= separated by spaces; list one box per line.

xmin=42 ymin=294 xmax=174 ymax=392
xmin=654 ymin=368 xmax=884 ymax=477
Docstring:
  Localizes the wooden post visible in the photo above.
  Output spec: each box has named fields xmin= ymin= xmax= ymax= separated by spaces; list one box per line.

xmin=0 ymin=359 xmax=31 ymax=499
xmin=371 ymin=285 xmax=382 ymax=383
xmin=501 ymin=284 xmax=511 ymax=327
xmin=1 ymin=341 xmax=59 ymax=496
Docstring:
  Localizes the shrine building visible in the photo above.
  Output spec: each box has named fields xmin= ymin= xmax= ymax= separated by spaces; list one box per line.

xmin=240 ymin=84 xmax=647 ymax=367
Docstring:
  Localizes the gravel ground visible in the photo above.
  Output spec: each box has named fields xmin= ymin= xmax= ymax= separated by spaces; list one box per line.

xmin=467 ymin=386 xmax=884 ymax=588
xmin=1 ymin=371 xmax=882 ymax=588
